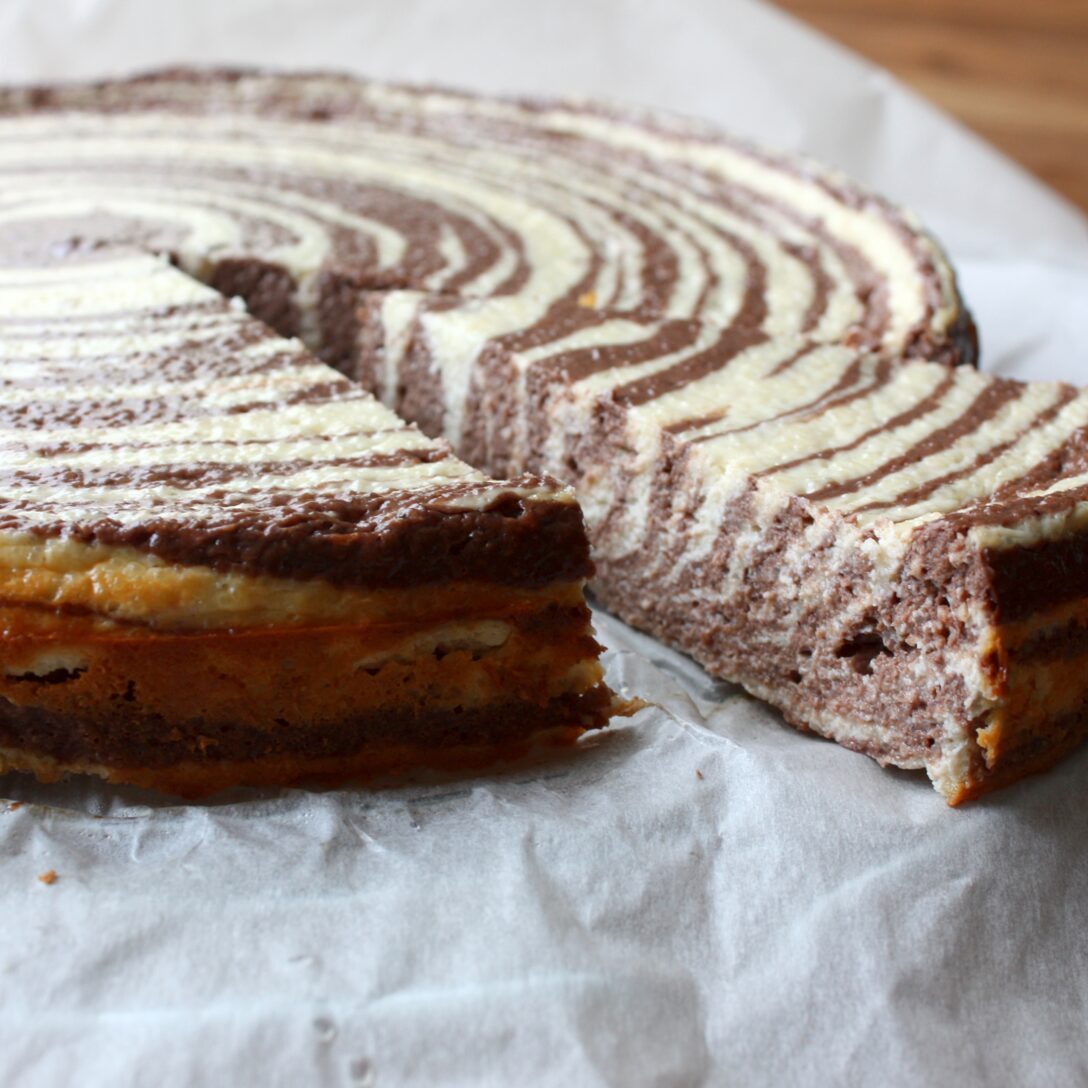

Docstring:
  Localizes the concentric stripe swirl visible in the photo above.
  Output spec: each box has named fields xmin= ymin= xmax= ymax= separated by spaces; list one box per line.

xmin=3 ymin=69 xmax=1088 ymax=802
xmin=0 ymin=69 xmax=972 ymax=363
xmin=0 ymin=68 xmax=977 ymax=585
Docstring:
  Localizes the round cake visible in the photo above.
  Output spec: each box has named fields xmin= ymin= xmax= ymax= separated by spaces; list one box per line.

xmin=17 ymin=70 xmax=1088 ymax=805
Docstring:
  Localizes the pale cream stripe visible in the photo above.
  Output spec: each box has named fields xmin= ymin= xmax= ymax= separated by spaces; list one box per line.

xmin=873 ymin=391 xmax=1088 ymax=526
xmin=0 ymin=324 xmax=289 ymax=364
xmin=828 ymin=382 xmax=1060 ymax=517
xmin=0 ymin=253 xmax=165 ymax=285
xmin=7 ymin=428 xmax=440 ymax=472
xmin=0 ymin=266 xmax=208 ymax=318
xmin=0 ymin=394 xmax=404 ymax=448
xmin=679 ymin=356 xmax=943 ymax=480
xmin=0 ymin=361 xmax=336 ymax=409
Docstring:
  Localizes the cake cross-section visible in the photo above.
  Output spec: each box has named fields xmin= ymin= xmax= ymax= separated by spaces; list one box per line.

xmin=361 ymin=297 xmax=1088 ymax=802
xmin=0 ymin=253 xmax=617 ymax=794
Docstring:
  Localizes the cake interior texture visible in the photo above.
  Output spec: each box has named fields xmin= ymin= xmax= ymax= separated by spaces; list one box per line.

xmin=2 ymin=69 xmax=1083 ymax=802
xmin=368 ymin=299 xmax=1088 ymax=803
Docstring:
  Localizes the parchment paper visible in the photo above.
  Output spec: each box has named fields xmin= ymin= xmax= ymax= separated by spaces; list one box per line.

xmin=2 ymin=2 xmax=1087 ymax=1085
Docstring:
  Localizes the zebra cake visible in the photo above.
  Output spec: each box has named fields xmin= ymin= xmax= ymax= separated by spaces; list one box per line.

xmin=4 ymin=69 xmax=1080 ymax=802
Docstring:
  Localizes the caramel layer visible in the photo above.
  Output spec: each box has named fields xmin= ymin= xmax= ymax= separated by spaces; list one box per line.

xmin=0 ymin=599 xmax=614 ymax=784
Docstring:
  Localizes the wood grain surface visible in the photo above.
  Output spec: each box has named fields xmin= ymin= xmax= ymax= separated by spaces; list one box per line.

xmin=775 ymin=0 xmax=1088 ymax=211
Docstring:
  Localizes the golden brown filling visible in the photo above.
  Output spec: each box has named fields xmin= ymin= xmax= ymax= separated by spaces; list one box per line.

xmin=0 ymin=586 xmax=616 ymax=791
xmin=978 ymin=605 xmax=1088 ymax=770
xmin=1 ymin=609 xmax=600 ymax=725
xmin=0 ymin=531 xmax=591 ymax=635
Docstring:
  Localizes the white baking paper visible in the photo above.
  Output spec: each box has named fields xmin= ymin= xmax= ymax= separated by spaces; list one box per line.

xmin=2 ymin=2 xmax=1087 ymax=1085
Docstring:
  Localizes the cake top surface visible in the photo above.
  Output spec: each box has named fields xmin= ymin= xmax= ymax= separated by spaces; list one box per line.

xmin=0 ymin=251 xmax=589 ymax=588
xmin=0 ymin=68 xmax=971 ymax=364
xmin=0 ymin=69 xmax=984 ymax=584
xmin=455 ymin=298 xmax=1088 ymax=544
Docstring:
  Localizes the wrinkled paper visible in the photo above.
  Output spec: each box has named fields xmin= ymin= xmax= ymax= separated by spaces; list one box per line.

xmin=2 ymin=2 xmax=1087 ymax=1085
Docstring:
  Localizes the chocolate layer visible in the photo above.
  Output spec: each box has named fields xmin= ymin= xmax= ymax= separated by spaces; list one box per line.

xmin=62 ymin=486 xmax=592 ymax=590
xmin=984 ymin=537 xmax=1088 ymax=625
xmin=0 ymin=686 xmax=613 ymax=769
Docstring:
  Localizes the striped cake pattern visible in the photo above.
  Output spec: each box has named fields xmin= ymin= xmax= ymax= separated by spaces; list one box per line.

xmin=0 ymin=71 xmax=974 ymax=369
xmin=373 ymin=298 xmax=1088 ymax=799
xmin=0 ymin=254 xmax=587 ymax=590
xmin=4 ymin=70 xmax=1085 ymax=801
xmin=0 ymin=248 xmax=613 ymax=794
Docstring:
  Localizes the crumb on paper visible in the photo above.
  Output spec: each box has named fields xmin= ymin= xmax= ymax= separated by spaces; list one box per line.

xmin=696 ymin=769 xmax=704 ymax=780
xmin=7 ymin=801 xmax=23 ymax=811
xmin=38 ymin=870 xmax=58 ymax=885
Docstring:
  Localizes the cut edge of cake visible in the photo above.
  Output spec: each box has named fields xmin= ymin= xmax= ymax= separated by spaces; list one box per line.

xmin=0 ymin=253 xmax=626 ymax=797
xmin=354 ymin=295 xmax=1088 ymax=803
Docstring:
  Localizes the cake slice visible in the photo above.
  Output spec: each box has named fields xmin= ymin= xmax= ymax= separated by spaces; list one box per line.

xmin=0 ymin=253 xmax=616 ymax=795
xmin=358 ymin=293 xmax=1088 ymax=802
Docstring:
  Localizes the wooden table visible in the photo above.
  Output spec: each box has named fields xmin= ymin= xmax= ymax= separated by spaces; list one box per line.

xmin=775 ymin=0 xmax=1088 ymax=212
